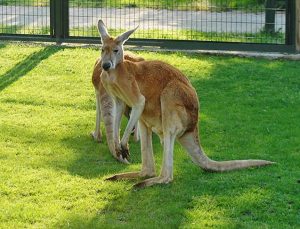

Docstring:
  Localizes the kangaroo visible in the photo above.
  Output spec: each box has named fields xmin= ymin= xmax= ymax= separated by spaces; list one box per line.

xmin=97 ymin=20 xmax=274 ymax=188
xmin=91 ymin=52 xmax=144 ymax=163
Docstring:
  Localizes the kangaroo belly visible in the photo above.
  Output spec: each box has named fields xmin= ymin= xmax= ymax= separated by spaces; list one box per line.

xmin=141 ymin=114 xmax=162 ymax=135
xmin=140 ymin=100 xmax=163 ymax=136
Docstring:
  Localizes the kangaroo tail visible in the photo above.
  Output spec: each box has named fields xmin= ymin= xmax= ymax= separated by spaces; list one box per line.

xmin=178 ymin=127 xmax=274 ymax=172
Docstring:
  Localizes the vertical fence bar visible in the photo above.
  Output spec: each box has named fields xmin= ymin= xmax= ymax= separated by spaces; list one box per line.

xmin=55 ymin=0 xmax=62 ymax=42
xmin=62 ymin=0 xmax=69 ymax=39
xmin=50 ymin=0 xmax=55 ymax=37
xmin=285 ymin=0 xmax=296 ymax=46
xmin=265 ymin=0 xmax=276 ymax=34
xmin=296 ymin=0 xmax=300 ymax=51
xmin=50 ymin=0 xmax=69 ymax=42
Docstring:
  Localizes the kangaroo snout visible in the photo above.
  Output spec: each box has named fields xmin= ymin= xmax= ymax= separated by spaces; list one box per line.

xmin=102 ymin=62 xmax=111 ymax=71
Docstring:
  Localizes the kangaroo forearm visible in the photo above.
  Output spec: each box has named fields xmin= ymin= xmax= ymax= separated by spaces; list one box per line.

xmin=120 ymin=96 xmax=145 ymax=147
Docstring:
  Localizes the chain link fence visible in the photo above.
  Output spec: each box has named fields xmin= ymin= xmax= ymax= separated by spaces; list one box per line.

xmin=0 ymin=0 xmax=296 ymax=51
xmin=0 ymin=0 xmax=50 ymax=35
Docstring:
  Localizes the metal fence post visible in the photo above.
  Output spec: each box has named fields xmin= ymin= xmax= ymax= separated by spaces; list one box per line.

xmin=50 ymin=0 xmax=54 ymax=37
xmin=296 ymin=0 xmax=300 ymax=51
xmin=285 ymin=0 xmax=296 ymax=48
xmin=62 ymin=1 xmax=69 ymax=40
xmin=265 ymin=0 xmax=276 ymax=33
xmin=50 ymin=0 xmax=69 ymax=43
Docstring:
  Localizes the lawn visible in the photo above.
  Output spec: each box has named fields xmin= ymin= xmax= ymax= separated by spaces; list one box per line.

xmin=70 ymin=27 xmax=285 ymax=44
xmin=0 ymin=43 xmax=299 ymax=228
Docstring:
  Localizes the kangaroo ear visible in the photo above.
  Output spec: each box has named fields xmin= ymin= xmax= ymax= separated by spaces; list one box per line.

xmin=97 ymin=19 xmax=110 ymax=43
xmin=115 ymin=26 xmax=139 ymax=45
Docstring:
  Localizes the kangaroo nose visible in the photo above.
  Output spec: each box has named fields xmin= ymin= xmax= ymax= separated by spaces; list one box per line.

xmin=102 ymin=62 xmax=111 ymax=71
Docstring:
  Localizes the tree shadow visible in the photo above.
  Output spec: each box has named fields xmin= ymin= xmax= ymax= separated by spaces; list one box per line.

xmin=41 ymin=112 xmax=142 ymax=179
xmin=0 ymin=46 xmax=61 ymax=92
xmin=0 ymin=43 xmax=6 ymax=49
xmin=54 ymin=160 xmax=274 ymax=228
xmin=56 ymin=119 xmax=148 ymax=179
xmin=58 ymin=133 xmax=127 ymax=178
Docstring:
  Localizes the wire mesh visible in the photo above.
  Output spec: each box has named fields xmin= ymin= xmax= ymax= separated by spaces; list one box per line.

xmin=0 ymin=0 xmax=288 ymax=45
xmin=68 ymin=0 xmax=286 ymax=44
xmin=0 ymin=0 xmax=50 ymax=35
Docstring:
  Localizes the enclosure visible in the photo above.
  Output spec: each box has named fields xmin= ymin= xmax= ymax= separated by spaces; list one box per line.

xmin=0 ymin=0 xmax=298 ymax=52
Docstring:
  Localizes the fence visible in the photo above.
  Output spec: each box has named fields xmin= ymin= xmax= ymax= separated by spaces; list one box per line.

xmin=0 ymin=0 xmax=297 ymax=52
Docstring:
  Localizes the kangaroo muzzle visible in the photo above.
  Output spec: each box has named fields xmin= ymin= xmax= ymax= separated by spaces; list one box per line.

xmin=102 ymin=62 xmax=111 ymax=71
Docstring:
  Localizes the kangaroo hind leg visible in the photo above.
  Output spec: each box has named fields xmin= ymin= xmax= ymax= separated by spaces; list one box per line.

xmin=133 ymin=89 xmax=185 ymax=188
xmin=106 ymin=120 xmax=156 ymax=181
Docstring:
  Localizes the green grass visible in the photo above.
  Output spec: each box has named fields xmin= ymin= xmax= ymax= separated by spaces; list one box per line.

xmin=0 ymin=43 xmax=299 ymax=228
xmin=70 ymin=27 xmax=285 ymax=44
xmin=0 ymin=25 xmax=50 ymax=35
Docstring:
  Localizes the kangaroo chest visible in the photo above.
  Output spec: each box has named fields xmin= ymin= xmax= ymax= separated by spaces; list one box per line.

xmin=101 ymin=69 xmax=163 ymax=135
xmin=101 ymin=71 xmax=131 ymax=105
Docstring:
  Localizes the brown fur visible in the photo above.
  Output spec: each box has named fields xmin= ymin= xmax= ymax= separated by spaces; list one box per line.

xmin=102 ymin=60 xmax=198 ymax=136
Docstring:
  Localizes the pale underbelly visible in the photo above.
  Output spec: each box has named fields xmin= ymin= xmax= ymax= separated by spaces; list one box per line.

xmin=140 ymin=114 xmax=163 ymax=137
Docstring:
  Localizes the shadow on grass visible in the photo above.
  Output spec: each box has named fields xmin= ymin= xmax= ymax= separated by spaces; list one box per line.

xmin=54 ymin=161 xmax=273 ymax=228
xmin=0 ymin=43 xmax=6 ymax=49
xmin=0 ymin=46 xmax=61 ymax=91
xmin=58 ymin=124 xmax=144 ymax=178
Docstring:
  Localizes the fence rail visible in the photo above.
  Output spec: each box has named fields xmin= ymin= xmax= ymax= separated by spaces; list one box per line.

xmin=0 ymin=0 xmax=296 ymax=52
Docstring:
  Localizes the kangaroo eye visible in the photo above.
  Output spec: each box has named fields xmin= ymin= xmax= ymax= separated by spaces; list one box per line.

xmin=101 ymin=49 xmax=104 ymax=53
xmin=113 ymin=49 xmax=118 ymax=53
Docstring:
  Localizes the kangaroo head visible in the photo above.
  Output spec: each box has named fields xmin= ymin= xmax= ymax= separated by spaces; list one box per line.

xmin=97 ymin=20 xmax=138 ymax=71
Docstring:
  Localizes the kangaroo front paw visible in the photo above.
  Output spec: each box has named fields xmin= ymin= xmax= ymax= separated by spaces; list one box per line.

xmin=116 ymin=144 xmax=130 ymax=160
xmin=121 ymin=144 xmax=130 ymax=159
